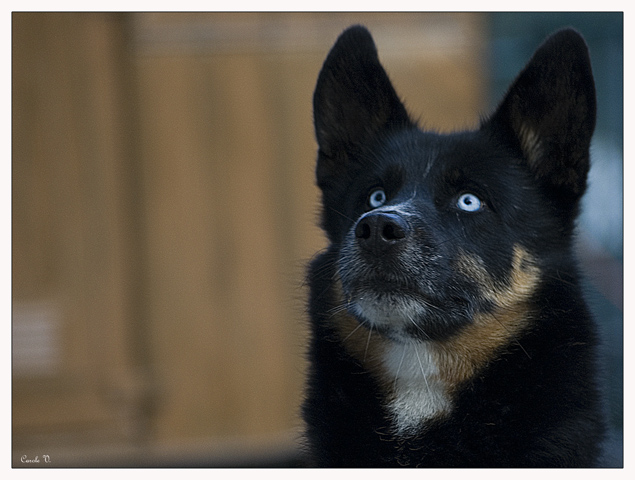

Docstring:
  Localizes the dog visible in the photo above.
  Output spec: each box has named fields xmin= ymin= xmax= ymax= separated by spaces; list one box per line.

xmin=302 ymin=25 xmax=605 ymax=467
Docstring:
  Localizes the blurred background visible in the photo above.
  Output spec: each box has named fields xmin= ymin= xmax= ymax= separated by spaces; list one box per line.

xmin=12 ymin=12 xmax=622 ymax=467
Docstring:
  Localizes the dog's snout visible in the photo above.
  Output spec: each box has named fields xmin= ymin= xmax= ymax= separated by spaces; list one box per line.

xmin=355 ymin=212 xmax=409 ymax=253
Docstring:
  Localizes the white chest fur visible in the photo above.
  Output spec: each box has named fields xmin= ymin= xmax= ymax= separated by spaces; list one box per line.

xmin=382 ymin=341 xmax=451 ymax=435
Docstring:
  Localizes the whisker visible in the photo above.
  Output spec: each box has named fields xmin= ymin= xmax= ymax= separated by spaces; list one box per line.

xmin=413 ymin=343 xmax=432 ymax=394
xmin=326 ymin=302 xmax=348 ymax=316
xmin=326 ymin=307 xmax=348 ymax=321
xmin=327 ymin=205 xmax=356 ymax=223
xmin=363 ymin=324 xmax=373 ymax=363
xmin=492 ymin=314 xmax=532 ymax=360
xmin=393 ymin=343 xmax=407 ymax=390
xmin=544 ymin=270 xmax=576 ymax=287
xmin=341 ymin=319 xmax=365 ymax=343
xmin=407 ymin=313 xmax=431 ymax=340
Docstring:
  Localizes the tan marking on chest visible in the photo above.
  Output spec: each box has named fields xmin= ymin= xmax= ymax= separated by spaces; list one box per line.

xmin=438 ymin=245 xmax=541 ymax=388
xmin=329 ymin=278 xmax=388 ymax=374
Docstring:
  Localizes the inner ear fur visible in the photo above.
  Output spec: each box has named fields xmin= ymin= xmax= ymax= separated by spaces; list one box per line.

xmin=484 ymin=28 xmax=596 ymax=201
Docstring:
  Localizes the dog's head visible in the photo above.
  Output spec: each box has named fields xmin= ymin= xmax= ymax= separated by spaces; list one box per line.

xmin=313 ymin=26 xmax=596 ymax=342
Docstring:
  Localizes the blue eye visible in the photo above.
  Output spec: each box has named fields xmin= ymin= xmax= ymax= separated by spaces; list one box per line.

xmin=368 ymin=188 xmax=387 ymax=208
xmin=457 ymin=193 xmax=482 ymax=212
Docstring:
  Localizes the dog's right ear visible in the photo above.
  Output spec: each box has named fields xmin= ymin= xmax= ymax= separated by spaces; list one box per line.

xmin=313 ymin=26 xmax=412 ymax=185
xmin=484 ymin=28 xmax=596 ymax=206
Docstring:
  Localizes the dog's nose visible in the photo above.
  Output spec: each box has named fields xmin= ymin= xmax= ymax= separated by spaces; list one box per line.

xmin=355 ymin=212 xmax=409 ymax=253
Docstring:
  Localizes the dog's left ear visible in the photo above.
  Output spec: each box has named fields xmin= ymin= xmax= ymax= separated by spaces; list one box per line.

xmin=485 ymin=28 xmax=596 ymax=203
xmin=313 ymin=26 xmax=412 ymax=179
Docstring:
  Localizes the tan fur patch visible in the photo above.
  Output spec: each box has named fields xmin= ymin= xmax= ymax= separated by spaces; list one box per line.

xmin=437 ymin=245 xmax=541 ymax=389
xmin=518 ymin=122 xmax=543 ymax=169
xmin=329 ymin=279 xmax=388 ymax=375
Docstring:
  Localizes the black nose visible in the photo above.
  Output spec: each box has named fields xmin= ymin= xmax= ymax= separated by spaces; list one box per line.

xmin=355 ymin=212 xmax=409 ymax=254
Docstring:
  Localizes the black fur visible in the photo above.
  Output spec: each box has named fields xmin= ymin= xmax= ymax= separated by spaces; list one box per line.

xmin=302 ymin=26 xmax=605 ymax=467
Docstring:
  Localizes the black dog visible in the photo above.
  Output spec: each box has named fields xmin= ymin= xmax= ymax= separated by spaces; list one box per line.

xmin=302 ymin=25 xmax=605 ymax=467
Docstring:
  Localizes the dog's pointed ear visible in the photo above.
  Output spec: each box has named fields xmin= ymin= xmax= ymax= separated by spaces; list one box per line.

xmin=484 ymin=28 xmax=596 ymax=203
xmin=313 ymin=26 xmax=412 ymax=183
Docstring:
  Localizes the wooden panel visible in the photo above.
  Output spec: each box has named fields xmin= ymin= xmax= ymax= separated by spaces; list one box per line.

xmin=135 ymin=52 xmax=317 ymax=439
xmin=12 ymin=12 xmax=147 ymax=460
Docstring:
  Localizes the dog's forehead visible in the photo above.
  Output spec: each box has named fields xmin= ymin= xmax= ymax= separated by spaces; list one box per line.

xmin=378 ymin=129 xmax=488 ymax=181
xmin=378 ymin=130 xmax=439 ymax=176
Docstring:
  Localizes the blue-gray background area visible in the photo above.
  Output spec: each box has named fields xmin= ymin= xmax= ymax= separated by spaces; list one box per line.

xmin=487 ymin=12 xmax=623 ymax=467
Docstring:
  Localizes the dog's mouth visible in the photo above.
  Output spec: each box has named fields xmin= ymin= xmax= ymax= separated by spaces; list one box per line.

xmin=342 ymin=282 xmax=435 ymax=339
xmin=339 ymin=269 xmax=475 ymax=342
xmin=356 ymin=274 xmax=426 ymax=297
xmin=344 ymin=277 xmax=435 ymax=314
